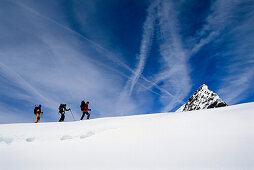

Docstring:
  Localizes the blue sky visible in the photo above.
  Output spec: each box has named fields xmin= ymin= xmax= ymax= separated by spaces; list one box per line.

xmin=0 ymin=0 xmax=253 ymax=123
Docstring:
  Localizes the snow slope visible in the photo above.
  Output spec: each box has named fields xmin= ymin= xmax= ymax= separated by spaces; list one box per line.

xmin=0 ymin=102 xmax=254 ymax=170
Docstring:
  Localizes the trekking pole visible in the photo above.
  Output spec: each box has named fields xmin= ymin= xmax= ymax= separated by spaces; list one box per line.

xmin=69 ymin=109 xmax=76 ymax=121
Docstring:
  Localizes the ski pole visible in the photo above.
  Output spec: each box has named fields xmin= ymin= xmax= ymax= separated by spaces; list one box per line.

xmin=69 ymin=109 xmax=76 ymax=121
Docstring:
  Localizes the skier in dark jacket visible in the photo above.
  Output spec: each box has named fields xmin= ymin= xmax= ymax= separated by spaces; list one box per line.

xmin=80 ymin=101 xmax=91 ymax=120
xmin=34 ymin=105 xmax=43 ymax=123
xmin=58 ymin=104 xmax=70 ymax=122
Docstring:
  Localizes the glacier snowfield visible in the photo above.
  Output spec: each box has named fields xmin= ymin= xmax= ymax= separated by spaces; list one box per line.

xmin=0 ymin=102 xmax=254 ymax=170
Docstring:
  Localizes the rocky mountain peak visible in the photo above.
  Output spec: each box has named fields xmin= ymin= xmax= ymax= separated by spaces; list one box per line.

xmin=176 ymin=84 xmax=227 ymax=112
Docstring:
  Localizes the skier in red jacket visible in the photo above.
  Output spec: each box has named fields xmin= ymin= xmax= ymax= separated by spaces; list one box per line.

xmin=80 ymin=101 xmax=91 ymax=120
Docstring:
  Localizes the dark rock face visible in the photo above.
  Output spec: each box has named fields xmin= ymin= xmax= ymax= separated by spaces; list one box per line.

xmin=207 ymin=101 xmax=227 ymax=109
xmin=176 ymin=84 xmax=227 ymax=112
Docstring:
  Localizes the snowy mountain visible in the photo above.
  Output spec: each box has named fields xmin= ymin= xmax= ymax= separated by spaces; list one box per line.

xmin=1 ymin=102 xmax=254 ymax=169
xmin=177 ymin=84 xmax=227 ymax=112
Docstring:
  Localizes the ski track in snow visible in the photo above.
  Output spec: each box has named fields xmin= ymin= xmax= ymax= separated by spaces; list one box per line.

xmin=0 ymin=121 xmax=118 ymax=144
xmin=0 ymin=136 xmax=13 ymax=144
xmin=26 ymin=137 xmax=35 ymax=142
xmin=80 ymin=131 xmax=95 ymax=139
xmin=60 ymin=135 xmax=72 ymax=141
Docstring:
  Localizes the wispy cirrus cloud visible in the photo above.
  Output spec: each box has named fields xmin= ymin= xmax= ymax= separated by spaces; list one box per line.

xmin=0 ymin=61 xmax=57 ymax=109
xmin=0 ymin=0 xmax=177 ymax=123
xmin=155 ymin=0 xmax=254 ymax=107
xmin=15 ymin=0 xmax=174 ymax=101
xmin=122 ymin=0 xmax=193 ymax=112
xmin=123 ymin=0 xmax=188 ymax=109
xmin=219 ymin=64 xmax=254 ymax=104
xmin=190 ymin=0 xmax=241 ymax=55
xmin=0 ymin=0 xmax=139 ymax=122
xmin=124 ymin=0 xmax=158 ymax=96
xmin=190 ymin=0 xmax=254 ymax=104
xmin=153 ymin=0 xmax=192 ymax=111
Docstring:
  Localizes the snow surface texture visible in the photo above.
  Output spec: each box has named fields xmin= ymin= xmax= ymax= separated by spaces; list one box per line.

xmin=0 ymin=102 xmax=254 ymax=170
xmin=177 ymin=84 xmax=227 ymax=112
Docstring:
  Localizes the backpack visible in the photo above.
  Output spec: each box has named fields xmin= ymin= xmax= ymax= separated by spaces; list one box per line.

xmin=34 ymin=106 xmax=40 ymax=114
xmin=80 ymin=101 xmax=85 ymax=111
xmin=34 ymin=107 xmax=37 ymax=114
xmin=59 ymin=104 xmax=65 ymax=113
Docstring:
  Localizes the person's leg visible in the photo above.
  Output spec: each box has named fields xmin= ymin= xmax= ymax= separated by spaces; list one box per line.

xmin=59 ymin=114 xmax=64 ymax=122
xmin=80 ymin=112 xmax=85 ymax=120
xmin=35 ymin=113 xmax=40 ymax=123
xmin=59 ymin=114 xmax=62 ymax=122
xmin=87 ymin=112 xmax=90 ymax=120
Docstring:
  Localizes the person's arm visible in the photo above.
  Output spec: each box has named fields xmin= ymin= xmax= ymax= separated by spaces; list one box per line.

xmin=87 ymin=105 xmax=91 ymax=111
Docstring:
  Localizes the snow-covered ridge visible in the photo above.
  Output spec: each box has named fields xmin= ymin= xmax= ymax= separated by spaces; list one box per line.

xmin=176 ymin=84 xmax=227 ymax=112
xmin=0 ymin=102 xmax=254 ymax=169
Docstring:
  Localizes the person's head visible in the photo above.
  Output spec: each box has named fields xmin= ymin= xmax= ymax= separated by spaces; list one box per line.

xmin=39 ymin=104 xmax=41 ymax=107
xmin=86 ymin=101 xmax=89 ymax=104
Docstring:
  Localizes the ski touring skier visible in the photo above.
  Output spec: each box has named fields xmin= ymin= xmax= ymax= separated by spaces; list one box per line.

xmin=58 ymin=104 xmax=71 ymax=122
xmin=34 ymin=105 xmax=43 ymax=123
xmin=80 ymin=101 xmax=91 ymax=120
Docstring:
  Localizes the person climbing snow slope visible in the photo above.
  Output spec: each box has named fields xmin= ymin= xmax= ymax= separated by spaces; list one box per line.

xmin=58 ymin=104 xmax=70 ymax=122
xmin=34 ymin=105 xmax=43 ymax=123
xmin=80 ymin=101 xmax=91 ymax=120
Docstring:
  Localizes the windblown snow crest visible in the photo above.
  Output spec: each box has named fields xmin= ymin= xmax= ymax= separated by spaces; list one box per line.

xmin=176 ymin=84 xmax=227 ymax=112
